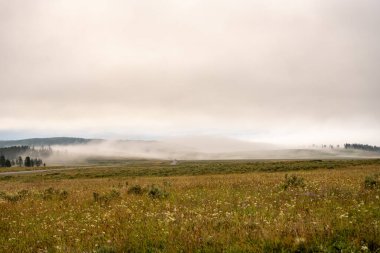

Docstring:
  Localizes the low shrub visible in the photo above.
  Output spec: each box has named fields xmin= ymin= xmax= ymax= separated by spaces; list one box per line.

xmin=17 ymin=189 xmax=29 ymax=197
xmin=60 ymin=190 xmax=69 ymax=199
xmin=0 ymin=189 xmax=30 ymax=203
xmin=41 ymin=188 xmax=69 ymax=200
xmin=148 ymin=185 xmax=169 ymax=199
xmin=127 ymin=185 xmax=143 ymax=195
xmin=364 ymin=174 xmax=379 ymax=189
xmin=282 ymin=174 xmax=305 ymax=190
xmin=3 ymin=194 xmax=22 ymax=202
xmin=93 ymin=189 xmax=120 ymax=204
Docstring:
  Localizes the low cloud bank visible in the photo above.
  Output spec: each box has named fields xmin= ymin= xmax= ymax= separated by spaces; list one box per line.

xmin=43 ymin=137 xmax=380 ymax=164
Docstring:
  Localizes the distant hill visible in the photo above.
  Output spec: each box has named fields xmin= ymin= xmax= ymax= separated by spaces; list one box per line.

xmin=0 ymin=137 xmax=100 ymax=147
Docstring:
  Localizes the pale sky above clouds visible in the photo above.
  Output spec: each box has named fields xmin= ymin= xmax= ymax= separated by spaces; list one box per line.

xmin=0 ymin=0 xmax=379 ymax=145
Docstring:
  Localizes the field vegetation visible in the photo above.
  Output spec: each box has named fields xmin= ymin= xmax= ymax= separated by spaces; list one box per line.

xmin=0 ymin=159 xmax=379 ymax=252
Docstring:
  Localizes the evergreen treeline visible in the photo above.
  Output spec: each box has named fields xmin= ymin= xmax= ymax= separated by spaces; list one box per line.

xmin=0 ymin=146 xmax=52 ymax=160
xmin=0 ymin=137 xmax=94 ymax=148
xmin=0 ymin=155 xmax=44 ymax=168
xmin=0 ymin=145 xmax=50 ymax=168
xmin=344 ymin=143 xmax=380 ymax=152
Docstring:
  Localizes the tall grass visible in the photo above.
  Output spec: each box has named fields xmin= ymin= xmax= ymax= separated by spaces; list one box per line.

xmin=0 ymin=161 xmax=379 ymax=252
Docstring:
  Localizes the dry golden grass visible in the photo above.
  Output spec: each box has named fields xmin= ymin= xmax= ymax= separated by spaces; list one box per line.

xmin=0 ymin=162 xmax=379 ymax=252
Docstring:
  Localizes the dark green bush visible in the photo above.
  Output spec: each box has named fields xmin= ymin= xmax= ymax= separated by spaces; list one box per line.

xmin=148 ymin=185 xmax=169 ymax=199
xmin=282 ymin=174 xmax=305 ymax=190
xmin=364 ymin=174 xmax=379 ymax=189
xmin=127 ymin=185 xmax=143 ymax=195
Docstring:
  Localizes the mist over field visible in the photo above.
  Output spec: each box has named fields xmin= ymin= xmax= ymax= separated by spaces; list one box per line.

xmin=39 ymin=137 xmax=379 ymax=164
xmin=44 ymin=137 xmax=274 ymax=162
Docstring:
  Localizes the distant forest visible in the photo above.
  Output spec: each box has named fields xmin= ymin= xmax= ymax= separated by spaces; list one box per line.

xmin=0 ymin=146 xmax=51 ymax=168
xmin=344 ymin=143 xmax=380 ymax=152
xmin=0 ymin=137 xmax=95 ymax=148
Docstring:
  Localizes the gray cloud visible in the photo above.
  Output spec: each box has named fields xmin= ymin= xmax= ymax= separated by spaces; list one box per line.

xmin=1 ymin=0 xmax=379 ymax=145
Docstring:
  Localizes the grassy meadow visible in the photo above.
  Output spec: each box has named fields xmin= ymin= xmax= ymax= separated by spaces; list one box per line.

xmin=0 ymin=159 xmax=380 ymax=252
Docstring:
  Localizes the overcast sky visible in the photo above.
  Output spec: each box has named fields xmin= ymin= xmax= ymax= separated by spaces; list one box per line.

xmin=0 ymin=0 xmax=379 ymax=145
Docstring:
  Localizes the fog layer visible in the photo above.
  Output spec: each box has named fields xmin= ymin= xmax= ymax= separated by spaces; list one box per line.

xmin=45 ymin=138 xmax=380 ymax=164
